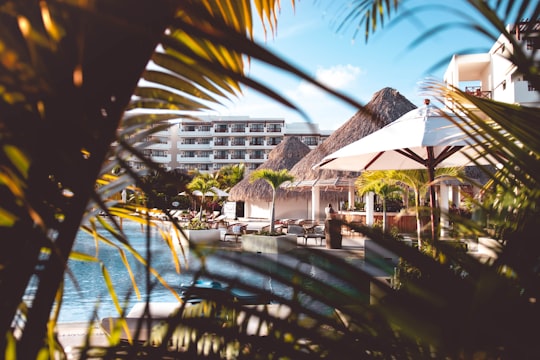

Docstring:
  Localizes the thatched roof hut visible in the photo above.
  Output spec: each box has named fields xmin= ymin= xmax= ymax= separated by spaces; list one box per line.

xmin=228 ymin=136 xmax=311 ymax=202
xmin=288 ymin=87 xmax=417 ymax=189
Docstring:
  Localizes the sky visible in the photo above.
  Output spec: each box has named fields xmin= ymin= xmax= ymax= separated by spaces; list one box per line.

xmin=210 ymin=1 xmax=500 ymax=130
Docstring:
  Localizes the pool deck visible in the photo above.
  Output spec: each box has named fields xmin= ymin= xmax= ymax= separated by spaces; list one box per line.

xmin=57 ymin=219 xmax=366 ymax=354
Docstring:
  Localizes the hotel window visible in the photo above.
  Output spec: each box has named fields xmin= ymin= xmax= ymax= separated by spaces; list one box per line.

xmin=252 ymin=150 xmax=264 ymax=159
xmin=183 ymin=138 xmax=196 ymax=144
xmin=251 ymin=137 xmax=264 ymax=145
xmin=232 ymin=150 xmax=245 ymax=159
xmin=199 ymin=138 xmax=211 ymax=144
xmin=184 ymin=151 xmax=195 ymax=158
xmin=214 ymin=151 xmax=227 ymax=159
xmin=199 ymin=125 xmax=211 ymax=131
xmin=267 ymin=124 xmax=282 ymax=132
xmin=152 ymin=150 xmax=167 ymax=158
xmin=214 ymin=124 xmax=228 ymax=133
xmin=250 ymin=124 xmax=264 ymax=132
xmin=232 ymin=137 xmax=246 ymax=146
xmin=184 ymin=125 xmax=196 ymax=131
xmin=199 ymin=151 xmax=211 ymax=158
xmin=303 ymin=137 xmax=318 ymax=146
xmin=528 ymin=82 xmax=537 ymax=92
xmin=214 ymin=137 xmax=227 ymax=146
xmin=231 ymin=124 xmax=245 ymax=132
xmin=268 ymin=137 xmax=281 ymax=146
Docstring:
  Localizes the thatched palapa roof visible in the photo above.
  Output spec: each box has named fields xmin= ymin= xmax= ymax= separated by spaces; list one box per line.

xmin=228 ymin=136 xmax=311 ymax=202
xmin=288 ymin=87 xmax=417 ymax=188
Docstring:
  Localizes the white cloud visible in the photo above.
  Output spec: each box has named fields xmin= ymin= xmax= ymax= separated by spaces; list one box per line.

xmin=316 ymin=64 xmax=362 ymax=89
xmin=214 ymin=64 xmax=366 ymax=131
xmin=287 ymin=64 xmax=363 ymax=100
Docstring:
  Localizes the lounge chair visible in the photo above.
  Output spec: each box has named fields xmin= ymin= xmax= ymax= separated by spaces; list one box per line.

xmin=304 ymin=225 xmax=325 ymax=246
xmin=288 ymin=224 xmax=325 ymax=246
xmin=286 ymin=224 xmax=305 ymax=242
xmin=210 ymin=214 xmax=229 ymax=228
xmin=223 ymin=223 xmax=246 ymax=242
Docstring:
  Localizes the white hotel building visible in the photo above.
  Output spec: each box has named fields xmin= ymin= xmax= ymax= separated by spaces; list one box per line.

xmin=443 ymin=20 xmax=540 ymax=107
xmin=127 ymin=21 xmax=539 ymax=176
xmin=128 ymin=116 xmax=331 ymax=173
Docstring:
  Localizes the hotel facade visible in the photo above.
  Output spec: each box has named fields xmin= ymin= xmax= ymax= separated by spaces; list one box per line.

xmin=126 ymin=116 xmax=331 ymax=173
xmin=443 ymin=20 xmax=540 ymax=108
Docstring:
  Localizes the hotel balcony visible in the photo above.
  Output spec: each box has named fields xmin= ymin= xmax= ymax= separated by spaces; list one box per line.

xmin=464 ymin=86 xmax=492 ymax=99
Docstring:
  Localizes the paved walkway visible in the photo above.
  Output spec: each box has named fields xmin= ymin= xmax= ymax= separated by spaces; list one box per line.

xmin=217 ymin=218 xmax=365 ymax=258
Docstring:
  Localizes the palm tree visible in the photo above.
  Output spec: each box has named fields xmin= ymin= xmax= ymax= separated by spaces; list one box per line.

xmin=355 ymin=171 xmax=403 ymax=233
xmin=249 ymin=169 xmax=294 ymax=233
xmin=187 ymin=175 xmax=220 ymax=220
xmin=216 ymin=164 xmax=245 ymax=191
xmin=0 ymin=2 xmax=338 ymax=357
xmin=1 ymin=0 xmax=539 ymax=358
xmin=364 ymin=168 xmax=463 ymax=248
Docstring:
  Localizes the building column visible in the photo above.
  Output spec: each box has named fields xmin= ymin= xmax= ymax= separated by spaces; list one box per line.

xmin=311 ymin=185 xmax=321 ymax=222
xmin=365 ymin=192 xmax=374 ymax=225
xmin=348 ymin=182 xmax=355 ymax=210
xmin=439 ymin=183 xmax=450 ymax=237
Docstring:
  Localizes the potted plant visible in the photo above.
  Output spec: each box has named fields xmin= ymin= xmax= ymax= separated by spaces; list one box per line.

xmin=178 ymin=218 xmax=220 ymax=246
xmin=241 ymin=169 xmax=297 ymax=254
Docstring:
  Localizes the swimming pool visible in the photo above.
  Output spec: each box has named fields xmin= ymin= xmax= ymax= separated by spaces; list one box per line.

xmin=59 ymin=219 xmax=365 ymax=323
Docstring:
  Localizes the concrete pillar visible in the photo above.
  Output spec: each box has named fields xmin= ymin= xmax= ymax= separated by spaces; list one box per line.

xmin=439 ymin=183 xmax=449 ymax=237
xmin=311 ymin=185 xmax=321 ymax=222
xmin=365 ymin=192 xmax=374 ymax=225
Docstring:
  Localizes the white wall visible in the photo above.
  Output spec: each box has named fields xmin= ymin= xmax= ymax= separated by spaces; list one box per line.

xmin=243 ymin=198 xmax=312 ymax=220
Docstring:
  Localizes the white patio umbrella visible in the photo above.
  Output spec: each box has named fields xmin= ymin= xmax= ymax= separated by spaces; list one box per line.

xmin=180 ymin=187 xmax=229 ymax=197
xmin=314 ymin=100 xmax=489 ymax=241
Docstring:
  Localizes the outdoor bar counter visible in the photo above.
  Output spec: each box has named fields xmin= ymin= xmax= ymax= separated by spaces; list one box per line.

xmin=338 ymin=211 xmax=419 ymax=234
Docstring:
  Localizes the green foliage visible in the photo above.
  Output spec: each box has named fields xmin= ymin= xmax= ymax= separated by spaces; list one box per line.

xmin=250 ymin=169 xmax=294 ymax=233
xmin=1 ymin=0 xmax=539 ymax=359
xmin=183 ymin=218 xmax=212 ymax=230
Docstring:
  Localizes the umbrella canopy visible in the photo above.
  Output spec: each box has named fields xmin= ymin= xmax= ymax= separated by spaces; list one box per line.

xmin=180 ymin=187 xmax=229 ymax=197
xmin=316 ymin=100 xmax=488 ymax=241
xmin=289 ymin=87 xmax=416 ymax=186
xmin=316 ymin=103 xmax=485 ymax=172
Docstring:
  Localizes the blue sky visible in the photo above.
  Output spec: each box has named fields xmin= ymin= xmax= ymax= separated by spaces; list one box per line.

xmin=211 ymin=1 xmax=500 ymax=130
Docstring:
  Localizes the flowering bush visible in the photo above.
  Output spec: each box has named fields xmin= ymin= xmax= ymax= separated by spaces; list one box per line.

xmin=183 ymin=218 xmax=211 ymax=230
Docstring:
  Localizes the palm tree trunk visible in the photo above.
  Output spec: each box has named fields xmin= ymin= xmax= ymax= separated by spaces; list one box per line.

xmin=16 ymin=3 xmax=177 ymax=358
xmin=200 ymin=195 xmax=205 ymax=220
xmin=270 ymin=190 xmax=276 ymax=233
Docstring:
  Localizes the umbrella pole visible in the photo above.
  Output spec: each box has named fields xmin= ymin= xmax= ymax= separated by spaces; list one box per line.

xmin=427 ymin=148 xmax=438 ymax=245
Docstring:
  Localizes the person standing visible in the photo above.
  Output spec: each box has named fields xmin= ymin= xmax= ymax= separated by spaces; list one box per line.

xmin=324 ymin=203 xmax=336 ymax=219
xmin=324 ymin=203 xmax=341 ymax=248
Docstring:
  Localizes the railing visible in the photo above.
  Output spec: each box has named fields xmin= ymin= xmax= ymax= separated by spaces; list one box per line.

xmin=464 ymin=86 xmax=492 ymax=99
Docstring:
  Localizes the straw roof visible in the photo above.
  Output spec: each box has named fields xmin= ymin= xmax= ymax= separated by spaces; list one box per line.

xmin=288 ymin=87 xmax=417 ymax=186
xmin=228 ymin=136 xmax=311 ymax=202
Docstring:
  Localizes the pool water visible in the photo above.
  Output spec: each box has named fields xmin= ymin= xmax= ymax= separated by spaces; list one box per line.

xmin=59 ymin=220 xmax=364 ymax=323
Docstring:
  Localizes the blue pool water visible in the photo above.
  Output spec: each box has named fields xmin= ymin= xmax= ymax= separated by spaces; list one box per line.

xmin=59 ymin=220 xmax=364 ymax=323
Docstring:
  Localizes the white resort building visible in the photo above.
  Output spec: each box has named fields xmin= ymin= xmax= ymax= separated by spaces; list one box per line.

xmin=443 ymin=20 xmax=540 ymax=108
xmin=125 ymin=116 xmax=332 ymax=173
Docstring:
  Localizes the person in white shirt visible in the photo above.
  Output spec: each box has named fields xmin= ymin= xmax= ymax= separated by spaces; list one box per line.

xmin=324 ymin=203 xmax=336 ymax=219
